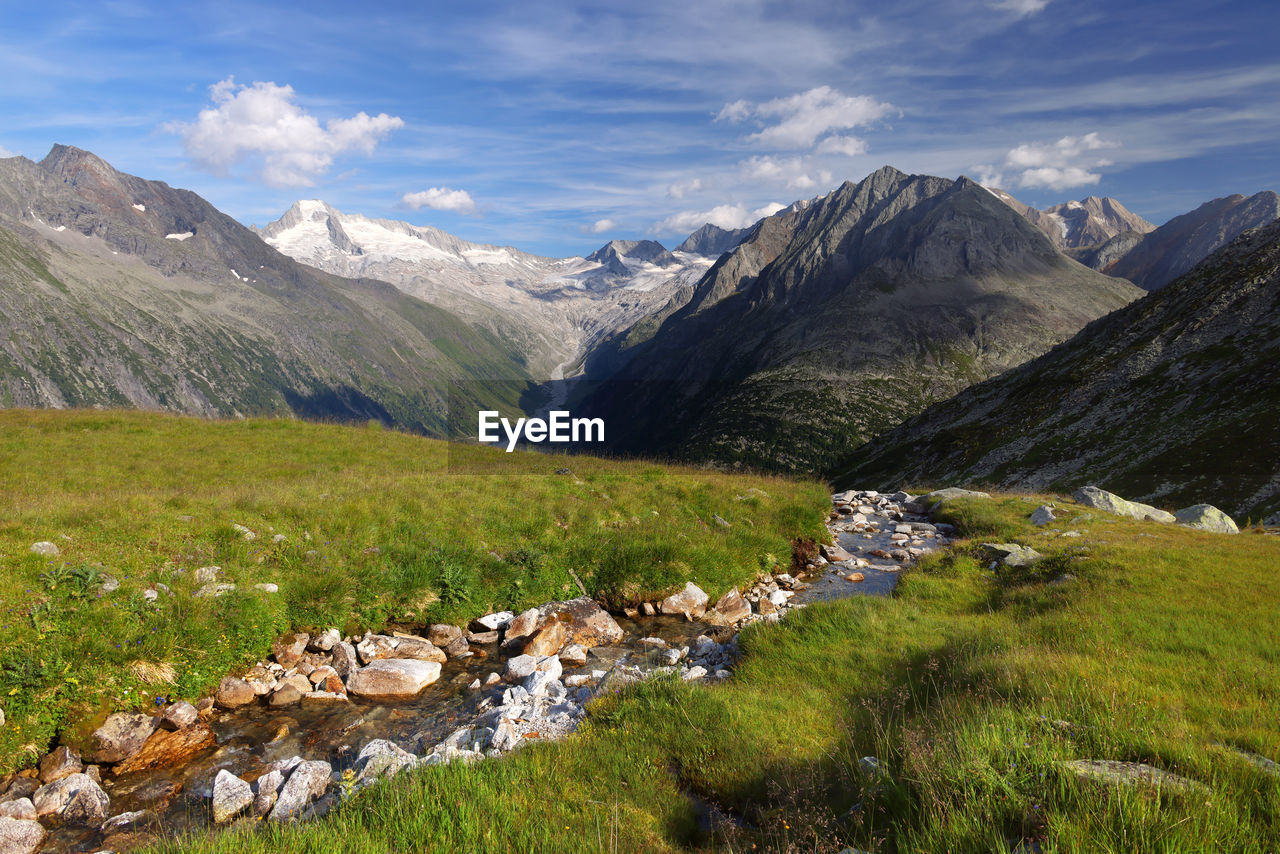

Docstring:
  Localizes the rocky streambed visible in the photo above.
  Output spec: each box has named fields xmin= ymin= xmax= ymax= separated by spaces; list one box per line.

xmin=0 ymin=489 xmax=944 ymax=854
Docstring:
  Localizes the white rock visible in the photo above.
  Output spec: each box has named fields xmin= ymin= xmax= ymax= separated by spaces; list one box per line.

xmin=211 ymin=769 xmax=253 ymax=823
xmin=29 ymin=541 xmax=60 ymax=557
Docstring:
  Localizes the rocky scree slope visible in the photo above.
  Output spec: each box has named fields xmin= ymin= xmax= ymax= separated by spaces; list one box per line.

xmin=577 ymin=166 xmax=1143 ymax=474
xmin=833 ymin=217 xmax=1280 ymax=520
xmin=258 ymin=201 xmax=719 ymax=379
xmin=0 ymin=146 xmax=529 ymax=425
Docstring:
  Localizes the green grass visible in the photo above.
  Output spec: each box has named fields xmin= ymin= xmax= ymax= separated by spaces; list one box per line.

xmin=0 ymin=409 xmax=827 ymax=769
xmin=151 ymin=492 xmax=1279 ymax=853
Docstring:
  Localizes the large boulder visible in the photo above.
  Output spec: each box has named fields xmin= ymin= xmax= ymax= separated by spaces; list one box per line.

xmin=922 ymin=488 xmax=990 ymax=509
xmin=114 ymin=721 xmax=215 ymax=773
xmin=504 ymin=608 xmax=542 ymax=644
xmin=1173 ymin=504 xmax=1239 ymax=534
xmin=33 ymin=773 xmax=108 ymax=821
xmin=268 ymin=760 xmax=331 ymax=821
xmin=214 ymin=676 xmax=256 ymax=709
xmin=704 ymin=587 xmax=751 ymax=626
xmin=981 ymin=543 xmax=1044 ymax=569
xmin=354 ymin=739 xmax=418 ymax=782
xmin=0 ymin=817 xmax=45 ymax=854
xmin=390 ymin=636 xmax=447 ymax=663
xmin=346 ymin=659 xmax=441 ymax=700
xmin=0 ymin=799 xmax=36 ymax=820
xmin=86 ymin=712 xmax=159 ymax=764
xmin=523 ymin=622 xmax=566 ymax=657
xmin=658 ymin=583 xmax=709 ymax=620
xmin=211 ymin=769 xmax=253 ymax=823
xmin=1073 ymin=486 xmax=1174 ymax=523
xmin=542 ymin=598 xmax=624 ymax=646
xmin=331 ymin=641 xmax=359 ymax=680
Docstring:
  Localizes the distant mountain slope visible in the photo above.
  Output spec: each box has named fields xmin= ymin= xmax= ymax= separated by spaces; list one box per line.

xmin=577 ymin=167 xmax=1143 ymax=474
xmin=987 ymin=190 xmax=1154 ymax=249
xmin=0 ymin=146 xmax=530 ymax=428
xmin=1102 ymin=191 xmax=1280 ymax=289
xmin=834 ymin=216 xmax=1280 ymax=520
xmin=675 ymin=223 xmax=751 ymax=256
xmin=259 ymin=201 xmax=718 ymax=378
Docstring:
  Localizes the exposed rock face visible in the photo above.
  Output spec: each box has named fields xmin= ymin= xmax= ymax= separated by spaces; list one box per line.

xmin=676 ymin=223 xmax=751 ymax=257
xmin=345 ymin=659 xmax=442 ymax=700
xmin=0 ymin=146 xmax=533 ymax=431
xmin=1104 ymin=191 xmax=1280 ymax=290
xmin=836 ymin=219 xmax=1280 ymax=521
xmin=659 ymin=582 xmax=709 ymax=620
xmin=1173 ymin=504 xmax=1239 ymax=534
xmin=580 ymin=167 xmax=1141 ymax=475
xmin=114 ymin=722 xmax=215 ymax=773
xmin=86 ymin=713 xmax=158 ymax=764
xmin=1073 ymin=486 xmax=1175 ymax=523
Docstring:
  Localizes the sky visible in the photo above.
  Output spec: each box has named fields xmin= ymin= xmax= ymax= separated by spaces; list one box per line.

xmin=1 ymin=0 xmax=1278 ymax=257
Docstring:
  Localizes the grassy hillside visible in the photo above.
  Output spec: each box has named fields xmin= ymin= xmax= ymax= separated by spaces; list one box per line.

xmin=0 ymin=410 xmax=827 ymax=770
xmin=154 ymin=494 xmax=1279 ymax=853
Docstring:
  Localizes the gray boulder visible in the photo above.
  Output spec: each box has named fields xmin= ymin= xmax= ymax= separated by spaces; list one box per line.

xmin=1073 ymin=486 xmax=1174 ymax=523
xmin=0 ymin=817 xmax=45 ymax=854
xmin=269 ymin=760 xmax=332 ymax=821
xmin=86 ymin=712 xmax=158 ymax=763
xmin=33 ymin=773 xmax=109 ymax=823
xmin=1029 ymin=505 xmax=1059 ymax=526
xmin=0 ymin=799 xmax=36 ymax=820
xmin=981 ymin=543 xmax=1044 ymax=568
xmin=346 ymin=659 xmax=441 ymax=700
xmin=922 ymin=488 xmax=990 ymax=508
xmin=29 ymin=541 xmax=59 ymax=557
xmin=211 ymin=769 xmax=253 ymax=823
xmin=1173 ymin=504 xmax=1239 ymax=534
xmin=354 ymin=739 xmax=418 ymax=782
xmin=658 ymin=582 xmax=708 ymax=620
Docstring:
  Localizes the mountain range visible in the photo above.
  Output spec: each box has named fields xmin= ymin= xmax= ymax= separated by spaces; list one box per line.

xmin=2 ymin=144 xmax=1276 ymax=512
xmin=834 ymin=216 xmax=1280 ymax=520
xmin=0 ymin=146 xmax=530 ymax=427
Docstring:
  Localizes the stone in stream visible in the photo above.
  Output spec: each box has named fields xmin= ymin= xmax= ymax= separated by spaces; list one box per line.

xmin=640 ymin=602 xmax=656 ymax=616
xmin=523 ymin=621 xmax=566 ymax=657
xmin=390 ymin=636 xmax=447 ymax=663
xmin=709 ymin=587 xmax=752 ymax=625
xmin=444 ymin=635 xmax=472 ymax=658
xmin=272 ymin=633 xmax=310 ymax=667
xmin=1072 ymin=486 xmax=1174 ymax=524
xmin=102 ymin=809 xmax=158 ymax=833
xmin=269 ymin=760 xmax=332 ymax=821
xmin=252 ymin=769 xmax=286 ymax=818
xmin=86 ymin=712 xmax=159 ymax=763
xmin=467 ymin=629 xmax=500 ymax=645
xmin=354 ymin=739 xmax=418 ymax=782
xmin=114 ymin=721 xmax=216 ymax=774
xmin=504 ymin=608 xmax=542 ymax=643
xmin=540 ymin=598 xmax=625 ymax=647
xmin=471 ymin=611 xmax=515 ymax=632
xmin=3 ymin=779 xmax=39 ymax=802
xmin=658 ymin=582 xmax=709 ymax=620
xmin=269 ymin=675 xmax=313 ymax=708
xmin=33 ymin=773 xmax=109 ymax=822
xmin=845 ymin=572 xmax=865 ymax=583
xmin=427 ymin=624 xmax=464 ymax=646
xmin=820 ymin=543 xmax=855 ymax=562
xmin=0 ymin=799 xmax=36 ymax=820
xmin=0 ymin=817 xmax=45 ymax=854
xmin=38 ymin=746 xmax=82 ymax=784
xmin=559 ymin=644 xmax=588 ymax=666
xmin=346 ymin=659 xmax=442 ymax=700
xmin=211 ymin=769 xmax=253 ymax=823
xmin=159 ymin=701 xmax=199 ymax=731
xmin=1173 ymin=504 xmax=1239 ymax=534
xmin=214 ymin=677 xmax=255 ymax=709
xmin=331 ymin=642 xmax=359 ymax=680
xmin=355 ymin=634 xmax=398 ymax=664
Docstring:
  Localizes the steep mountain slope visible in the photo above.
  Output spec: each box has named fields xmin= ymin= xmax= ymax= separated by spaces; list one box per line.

xmin=988 ymin=190 xmax=1154 ymax=249
xmin=834 ymin=217 xmax=1280 ymax=519
xmin=0 ymin=146 xmax=530 ymax=428
xmin=675 ymin=223 xmax=751 ymax=256
xmin=577 ymin=167 xmax=1143 ymax=474
xmin=259 ymin=202 xmax=717 ymax=378
xmin=1102 ymin=191 xmax=1280 ymax=289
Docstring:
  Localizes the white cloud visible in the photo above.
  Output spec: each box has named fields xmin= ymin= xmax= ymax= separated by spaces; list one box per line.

xmin=741 ymin=155 xmax=832 ymax=191
xmin=666 ymin=178 xmax=703 ymax=199
xmin=814 ymin=135 xmax=868 ymax=157
xmin=723 ymin=86 xmax=894 ymax=150
xmin=990 ymin=0 xmax=1050 ymax=17
xmin=586 ymin=218 xmax=616 ymax=234
xmin=0 ymin=144 xmax=15 ymax=158
xmin=170 ymin=77 xmax=403 ymax=187
xmin=655 ymin=202 xmax=784 ymax=235
xmin=977 ymin=132 xmax=1118 ymax=191
xmin=401 ymin=187 xmax=477 ymax=214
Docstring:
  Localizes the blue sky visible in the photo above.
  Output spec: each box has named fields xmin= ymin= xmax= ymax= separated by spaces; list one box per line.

xmin=2 ymin=0 xmax=1277 ymax=257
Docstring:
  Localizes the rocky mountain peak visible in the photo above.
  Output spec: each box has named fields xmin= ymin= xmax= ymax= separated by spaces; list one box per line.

xmin=675 ymin=223 xmax=750 ymax=257
xmin=586 ymin=239 xmax=677 ymax=275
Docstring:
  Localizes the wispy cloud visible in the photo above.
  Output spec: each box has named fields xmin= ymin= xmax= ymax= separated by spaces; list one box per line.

xmin=654 ymin=202 xmax=783 ymax=235
xmin=401 ymin=187 xmax=476 ymax=214
xmin=975 ymin=132 xmax=1118 ymax=191
xmin=168 ymin=78 xmax=403 ymax=187
xmin=718 ymin=86 xmax=894 ymax=150
xmin=989 ymin=0 xmax=1050 ymax=18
